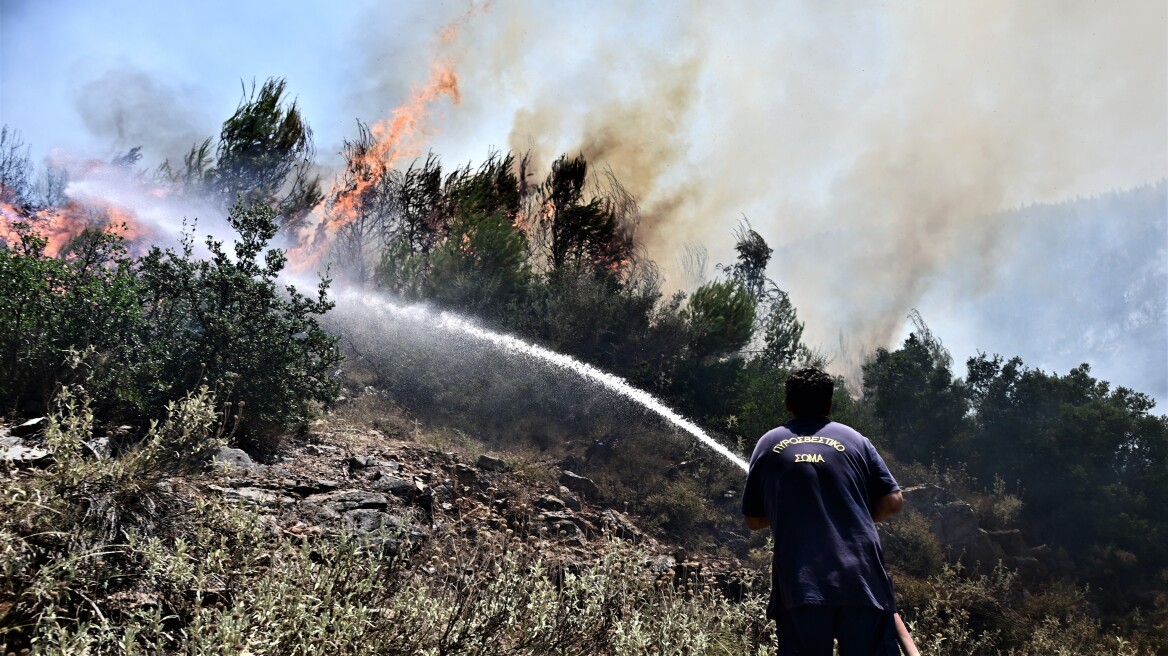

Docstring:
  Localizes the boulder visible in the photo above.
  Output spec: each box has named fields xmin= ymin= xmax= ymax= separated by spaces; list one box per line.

xmin=343 ymin=509 xmax=401 ymax=534
xmin=558 ymin=486 xmax=582 ymax=511
xmin=307 ymin=489 xmax=389 ymax=511
xmin=2 ymin=444 xmax=52 ymax=467
xmin=371 ymin=474 xmax=414 ymax=496
xmin=476 ymin=454 xmax=510 ymax=472
xmin=213 ymin=447 xmax=255 ymax=472
xmin=598 ymin=509 xmax=643 ymax=543
xmin=987 ymin=529 xmax=1028 ymax=557
xmin=533 ymin=495 xmax=567 ymax=512
xmin=13 ymin=417 xmax=47 ymax=438
xmin=559 ymin=471 xmax=600 ymax=499
xmin=931 ymin=502 xmax=981 ymax=547
xmin=211 ymin=485 xmax=294 ymax=508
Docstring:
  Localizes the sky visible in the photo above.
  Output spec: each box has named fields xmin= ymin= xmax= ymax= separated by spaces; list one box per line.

xmin=2 ymin=0 xmax=1166 ymax=405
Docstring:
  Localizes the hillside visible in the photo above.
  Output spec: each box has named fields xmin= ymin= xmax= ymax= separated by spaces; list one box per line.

xmin=3 ymin=388 xmax=1163 ymax=654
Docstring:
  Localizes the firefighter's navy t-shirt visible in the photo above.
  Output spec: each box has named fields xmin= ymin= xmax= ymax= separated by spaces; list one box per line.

xmin=742 ymin=417 xmax=899 ymax=619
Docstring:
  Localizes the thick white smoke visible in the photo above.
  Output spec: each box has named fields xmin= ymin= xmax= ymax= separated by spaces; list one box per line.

xmin=417 ymin=0 xmax=1165 ymax=382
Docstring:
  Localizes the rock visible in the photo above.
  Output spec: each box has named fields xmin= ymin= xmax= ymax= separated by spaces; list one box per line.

xmin=349 ymin=455 xmax=379 ymax=469
xmin=533 ymin=495 xmax=567 ymax=512
xmin=214 ymin=486 xmax=294 ymax=508
xmin=83 ymin=437 xmax=110 ymax=460
xmin=558 ymin=486 xmax=582 ymax=511
xmin=476 ymin=454 xmax=510 ymax=472
xmin=343 ymin=509 xmax=401 ymax=534
xmin=987 ymin=529 xmax=1027 ymax=557
xmin=213 ymin=447 xmax=254 ymax=472
xmin=1005 ymin=556 xmax=1042 ymax=577
xmin=647 ymin=554 xmax=677 ymax=577
xmin=2 ymin=444 xmax=52 ymax=467
xmin=559 ymin=471 xmax=600 ymax=499
xmin=372 ymin=474 xmax=415 ymax=496
xmin=454 ymin=463 xmax=480 ymax=487
xmin=931 ymin=502 xmax=981 ymax=547
xmin=540 ymin=511 xmax=591 ymax=538
xmin=289 ymin=479 xmax=341 ymax=496
xmin=307 ymin=489 xmax=389 ymax=511
xmin=13 ymin=417 xmax=47 ymax=438
xmin=598 ymin=509 xmax=643 ymax=543
xmin=901 ymin=484 xmax=956 ymax=514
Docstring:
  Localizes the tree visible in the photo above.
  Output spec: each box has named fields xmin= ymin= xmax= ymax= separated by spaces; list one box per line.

xmin=721 ymin=221 xmax=807 ymax=368
xmin=136 ymin=202 xmax=340 ymax=451
xmin=164 ymin=79 xmax=322 ymax=228
xmin=963 ymin=355 xmax=1168 ymax=574
xmin=530 ymin=155 xmax=634 ymax=275
xmin=0 ymin=125 xmax=33 ymax=206
xmin=684 ymin=279 xmax=756 ymax=359
xmin=862 ymin=328 xmax=969 ymax=464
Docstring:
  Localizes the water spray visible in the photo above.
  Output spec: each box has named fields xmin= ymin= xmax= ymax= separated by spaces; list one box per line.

xmin=340 ymin=289 xmax=750 ymax=473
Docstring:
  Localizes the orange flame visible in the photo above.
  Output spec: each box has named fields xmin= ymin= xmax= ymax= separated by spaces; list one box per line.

xmin=288 ymin=62 xmax=461 ymax=270
xmin=1 ymin=160 xmax=153 ymax=256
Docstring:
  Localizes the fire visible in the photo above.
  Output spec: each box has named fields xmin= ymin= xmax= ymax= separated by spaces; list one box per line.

xmin=288 ymin=63 xmax=461 ymax=269
xmin=0 ymin=159 xmax=154 ymax=257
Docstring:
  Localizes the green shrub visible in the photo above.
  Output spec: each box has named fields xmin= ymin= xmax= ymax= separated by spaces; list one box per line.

xmin=0 ymin=224 xmax=143 ymax=415
xmin=134 ymin=202 xmax=341 ymax=452
xmin=1 ymin=203 xmax=340 ymax=452
xmin=880 ymin=507 xmax=945 ymax=578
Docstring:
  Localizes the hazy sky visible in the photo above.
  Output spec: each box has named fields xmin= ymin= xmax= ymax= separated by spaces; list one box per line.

xmin=2 ymin=0 xmax=1166 ymax=404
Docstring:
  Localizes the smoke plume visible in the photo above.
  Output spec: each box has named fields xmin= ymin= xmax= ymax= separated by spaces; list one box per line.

xmin=422 ymin=0 xmax=1166 ymax=367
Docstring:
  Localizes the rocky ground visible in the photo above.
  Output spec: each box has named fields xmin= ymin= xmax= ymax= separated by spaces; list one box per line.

xmin=1 ymin=397 xmax=1073 ymax=597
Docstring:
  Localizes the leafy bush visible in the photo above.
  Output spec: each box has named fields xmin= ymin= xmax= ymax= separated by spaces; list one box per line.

xmin=0 ymin=224 xmax=143 ymax=415
xmin=0 ymin=385 xmax=227 ymax=649
xmin=879 ymin=508 xmax=945 ymax=578
xmin=135 ymin=202 xmax=341 ymax=452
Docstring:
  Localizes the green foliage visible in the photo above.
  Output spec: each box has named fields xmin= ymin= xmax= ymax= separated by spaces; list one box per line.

xmin=644 ymin=479 xmax=707 ymax=534
xmin=962 ymin=354 xmax=1168 ymax=577
xmin=0 ymin=225 xmax=143 ymax=415
xmin=896 ymin=563 xmax=1158 ymax=655
xmin=880 ymin=508 xmax=945 ymax=578
xmin=862 ymin=331 xmax=970 ymax=463
xmin=164 ymin=78 xmax=322 ymax=227
xmin=0 ymin=386 xmax=227 ymax=647
xmin=684 ymin=279 xmax=755 ymax=359
xmin=135 ymin=202 xmax=341 ymax=451
xmin=427 ymin=209 xmax=530 ymax=313
xmin=1 ymin=203 xmax=339 ymax=451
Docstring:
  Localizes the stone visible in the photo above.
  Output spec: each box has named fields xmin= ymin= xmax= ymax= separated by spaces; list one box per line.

xmin=533 ymin=495 xmax=567 ymax=512
xmin=13 ymin=417 xmax=47 ymax=438
xmin=214 ymin=486 xmax=293 ymax=508
xmin=307 ymin=489 xmax=389 ymax=511
xmin=540 ymin=511 xmax=589 ymax=538
xmin=558 ymin=486 xmax=582 ymax=511
xmin=559 ymin=471 xmax=600 ymax=499
xmin=349 ymin=455 xmax=378 ymax=469
xmin=288 ymin=479 xmax=340 ymax=496
xmin=901 ymin=484 xmax=956 ymax=514
xmin=213 ymin=447 xmax=254 ymax=472
xmin=931 ymin=502 xmax=981 ymax=547
xmin=454 ymin=463 xmax=480 ymax=487
xmin=2 ymin=445 xmax=52 ymax=467
xmin=343 ymin=509 xmax=401 ymax=534
xmin=987 ymin=529 xmax=1027 ymax=557
xmin=599 ymin=509 xmax=643 ymax=542
xmin=372 ymin=474 xmax=415 ymax=496
xmin=476 ymin=454 xmax=510 ymax=472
